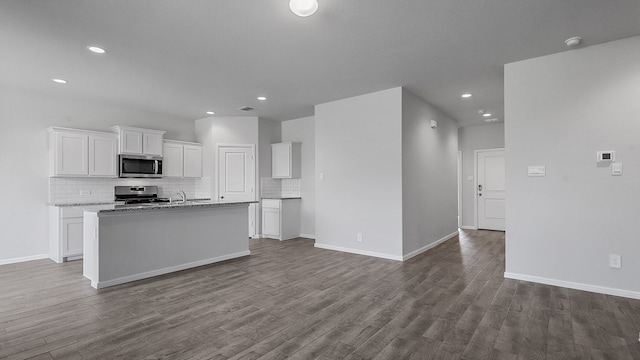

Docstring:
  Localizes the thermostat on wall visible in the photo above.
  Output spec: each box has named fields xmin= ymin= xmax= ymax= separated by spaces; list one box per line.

xmin=597 ymin=151 xmax=615 ymax=162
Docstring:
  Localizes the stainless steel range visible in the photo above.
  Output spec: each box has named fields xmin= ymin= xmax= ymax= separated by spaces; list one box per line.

xmin=114 ymin=186 xmax=170 ymax=205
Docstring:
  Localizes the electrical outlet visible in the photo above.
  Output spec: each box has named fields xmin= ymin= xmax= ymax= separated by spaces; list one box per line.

xmin=609 ymin=254 xmax=621 ymax=269
xmin=356 ymin=233 xmax=363 ymax=242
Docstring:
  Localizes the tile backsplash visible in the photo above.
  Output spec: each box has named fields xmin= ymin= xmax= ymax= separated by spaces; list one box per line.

xmin=49 ymin=177 xmax=211 ymax=204
xmin=260 ymin=177 xmax=301 ymax=198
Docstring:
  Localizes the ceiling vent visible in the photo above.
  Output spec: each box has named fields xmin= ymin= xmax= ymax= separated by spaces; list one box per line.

xmin=238 ymin=106 xmax=255 ymax=111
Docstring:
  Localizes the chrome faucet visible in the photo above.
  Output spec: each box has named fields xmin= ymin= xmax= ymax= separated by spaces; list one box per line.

xmin=177 ymin=190 xmax=187 ymax=203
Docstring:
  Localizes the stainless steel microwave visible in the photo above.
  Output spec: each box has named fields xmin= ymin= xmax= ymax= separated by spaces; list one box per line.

xmin=119 ymin=154 xmax=163 ymax=178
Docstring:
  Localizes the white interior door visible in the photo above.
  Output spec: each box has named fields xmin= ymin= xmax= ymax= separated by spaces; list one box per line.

xmin=477 ymin=149 xmax=505 ymax=231
xmin=217 ymin=145 xmax=255 ymax=202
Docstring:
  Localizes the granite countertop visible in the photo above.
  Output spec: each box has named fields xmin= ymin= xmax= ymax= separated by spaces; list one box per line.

xmin=50 ymin=201 xmax=120 ymax=207
xmin=261 ymin=197 xmax=302 ymax=200
xmin=49 ymin=198 xmax=212 ymax=207
xmin=76 ymin=199 xmax=257 ymax=214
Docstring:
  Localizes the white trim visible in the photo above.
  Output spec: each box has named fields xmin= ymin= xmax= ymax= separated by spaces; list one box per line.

xmin=0 ymin=254 xmax=49 ymax=266
xmin=300 ymin=234 xmax=316 ymax=240
xmin=403 ymin=231 xmax=458 ymax=261
xmin=504 ymin=272 xmax=640 ymax=300
xmin=457 ymin=151 xmax=462 ymax=229
xmin=460 ymin=226 xmax=478 ymax=230
xmin=91 ymin=251 xmax=251 ymax=289
xmin=314 ymin=243 xmax=403 ymax=261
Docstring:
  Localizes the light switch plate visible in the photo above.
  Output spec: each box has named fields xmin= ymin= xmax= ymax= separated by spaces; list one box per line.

xmin=528 ymin=166 xmax=546 ymax=177
xmin=611 ymin=162 xmax=623 ymax=176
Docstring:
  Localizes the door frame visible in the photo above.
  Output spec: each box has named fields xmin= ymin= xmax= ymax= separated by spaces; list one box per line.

xmin=474 ymin=147 xmax=505 ymax=230
xmin=215 ymin=143 xmax=258 ymax=237
xmin=457 ymin=151 xmax=462 ymax=229
xmin=215 ymin=143 xmax=257 ymax=201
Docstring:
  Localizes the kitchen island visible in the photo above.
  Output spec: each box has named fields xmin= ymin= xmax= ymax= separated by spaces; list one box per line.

xmin=80 ymin=200 xmax=255 ymax=289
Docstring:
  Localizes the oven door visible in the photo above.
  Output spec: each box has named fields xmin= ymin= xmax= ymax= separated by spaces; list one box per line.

xmin=119 ymin=155 xmax=163 ymax=178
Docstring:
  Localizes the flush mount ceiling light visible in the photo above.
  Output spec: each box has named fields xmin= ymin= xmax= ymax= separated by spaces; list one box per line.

xmin=52 ymin=78 xmax=68 ymax=84
xmin=483 ymin=113 xmax=492 ymax=117
xmin=87 ymin=46 xmax=106 ymax=54
xmin=565 ymin=36 xmax=582 ymax=48
xmin=206 ymin=111 xmax=215 ymax=115
xmin=461 ymin=93 xmax=472 ymax=98
xmin=257 ymin=96 xmax=267 ymax=101
xmin=289 ymin=0 xmax=318 ymax=17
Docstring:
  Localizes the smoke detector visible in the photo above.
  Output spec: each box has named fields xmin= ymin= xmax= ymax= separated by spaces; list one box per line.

xmin=565 ymin=36 xmax=582 ymax=48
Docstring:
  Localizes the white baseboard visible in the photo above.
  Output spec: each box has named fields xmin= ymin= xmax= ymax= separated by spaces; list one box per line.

xmin=314 ymin=243 xmax=403 ymax=261
xmin=403 ymin=231 xmax=459 ymax=261
xmin=300 ymin=233 xmax=316 ymax=240
xmin=0 ymin=254 xmax=49 ymax=266
xmin=460 ymin=226 xmax=478 ymax=230
xmin=92 ymin=251 xmax=251 ymax=289
xmin=504 ymin=272 xmax=640 ymax=300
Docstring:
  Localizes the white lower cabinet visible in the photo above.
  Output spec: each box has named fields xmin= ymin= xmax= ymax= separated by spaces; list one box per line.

xmin=49 ymin=207 xmax=84 ymax=263
xmin=261 ymin=199 xmax=301 ymax=240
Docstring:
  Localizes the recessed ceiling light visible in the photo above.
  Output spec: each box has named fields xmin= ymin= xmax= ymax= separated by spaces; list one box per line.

xmin=483 ymin=113 xmax=492 ymax=117
xmin=257 ymin=96 xmax=267 ymax=101
xmin=87 ymin=46 xmax=106 ymax=54
xmin=52 ymin=78 xmax=68 ymax=84
xmin=564 ymin=37 xmax=582 ymax=48
xmin=461 ymin=93 xmax=472 ymax=98
xmin=289 ymin=0 xmax=318 ymax=17
xmin=206 ymin=111 xmax=215 ymax=115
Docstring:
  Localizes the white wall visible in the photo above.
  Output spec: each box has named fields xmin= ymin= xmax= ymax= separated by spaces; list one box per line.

xmin=0 ymin=86 xmax=194 ymax=263
xmin=401 ymin=89 xmax=459 ymax=256
xmin=282 ymin=116 xmax=315 ymax=238
xmin=258 ymin=119 xmax=282 ymax=179
xmin=458 ymin=123 xmax=505 ymax=228
xmin=315 ymin=88 xmax=404 ymax=259
xmin=505 ymin=36 xmax=640 ymax=298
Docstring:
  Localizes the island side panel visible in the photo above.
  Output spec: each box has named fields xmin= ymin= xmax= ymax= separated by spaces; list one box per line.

xmin=96 ymin=204 xmax=250 ymax=288
xmin=83 ymin=211 xmax=99 ymax=286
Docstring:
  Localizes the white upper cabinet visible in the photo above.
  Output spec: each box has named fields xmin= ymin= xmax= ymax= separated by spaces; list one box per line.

xmin=143 ymin=132 xmax=164 ymax=156
xmin=48 ymin=127 xmax=117 ymax=178
xmin=88 ymin=133 xmax=117 ymax=176
xmin=272 ymin=142 xmax=301 ymax=179
xmin=163 ymin=140 xmax=203 ymax=178
xmin=183 ymin=144 xmax=203 ymax=178
xmin=112 ymin=126 xmax=165 ymax=156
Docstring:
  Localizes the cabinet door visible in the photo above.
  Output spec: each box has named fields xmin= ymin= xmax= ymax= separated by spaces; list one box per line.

xmin=272 ymin=143 xmax=291 ymax=178
xmin=62 ymin=218 xmax=83 ymax=257
xmin=89 ymin=134 xmax=117 ymax=177
xmin=55 ymin=131 xmax=88 ymax=176
xmin=183 ymin=145 xmax=203 ymax=178
xmin=121 ymin=129 xmax=143 ymax=154
xmin=163 ymin=142 xmax=184 ymax=177
xmin=262 ymin=208 xmax=281 ymax=238
xmin=143 ymin=132 xmax=164 ymax=156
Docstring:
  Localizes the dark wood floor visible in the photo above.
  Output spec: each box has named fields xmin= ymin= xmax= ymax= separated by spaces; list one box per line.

xmin=1 ymin=230 xmax=640 ymax=359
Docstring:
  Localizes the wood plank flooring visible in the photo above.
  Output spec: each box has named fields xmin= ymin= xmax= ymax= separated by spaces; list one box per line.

xmin=1 ymin=230 xmax=640 ymax=359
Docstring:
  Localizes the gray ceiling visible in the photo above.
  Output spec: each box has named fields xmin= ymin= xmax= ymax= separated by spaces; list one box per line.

xmin=1 ymin=1 xmax=639 ymax=127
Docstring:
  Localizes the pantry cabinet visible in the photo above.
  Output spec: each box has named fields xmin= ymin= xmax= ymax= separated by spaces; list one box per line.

xmin=261 ymin=198 xmax=301 ymax=240
xmin=112 ymin=125 xmax=165 ymax=156
xmin=48 ymin=127 xmax=117 ymax=177
xmin=163 ymin=140 xmax=203 ymax=178
xmin=271 ymin=142 xmax=301 ymax=179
